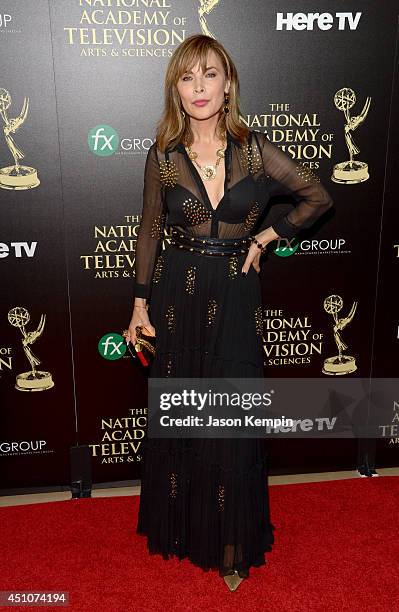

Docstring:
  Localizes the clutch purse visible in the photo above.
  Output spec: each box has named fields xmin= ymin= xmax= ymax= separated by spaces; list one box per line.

xmin=123 ymin=325 xmax=156 ymax=367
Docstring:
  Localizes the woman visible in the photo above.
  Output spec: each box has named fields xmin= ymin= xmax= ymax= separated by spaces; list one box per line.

xmin=125 ymin=34 xmax=334 ymax=591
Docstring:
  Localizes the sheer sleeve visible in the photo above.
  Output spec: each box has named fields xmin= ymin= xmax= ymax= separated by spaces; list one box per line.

xmin=133 ymin=143 xmax=166 ymax=299
xmin=257 ymin=132 xmax=334 ymax=240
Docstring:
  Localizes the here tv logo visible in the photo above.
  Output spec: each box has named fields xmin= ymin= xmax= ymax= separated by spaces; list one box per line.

xmin=276 ymin=12 xmax=362 ymax=31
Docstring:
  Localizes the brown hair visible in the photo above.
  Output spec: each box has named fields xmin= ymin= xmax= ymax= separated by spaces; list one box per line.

xmin=155 ymin=34 xmax=249 ymax=152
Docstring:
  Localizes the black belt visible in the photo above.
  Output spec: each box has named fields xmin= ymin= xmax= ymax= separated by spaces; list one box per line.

xmin=169 ymin=228 xmax=252 ymax=256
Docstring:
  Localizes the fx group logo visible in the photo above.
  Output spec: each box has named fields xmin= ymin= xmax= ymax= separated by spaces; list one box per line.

xmin=272 ymin=237 xmax=300 ymax=257
xmin=273 ymin=237 xmax=348 ymax=258
xmin=88 ymin=125 xmax=119 ymax=157
xmin=98 ymin=332 xmax=126 ymax=360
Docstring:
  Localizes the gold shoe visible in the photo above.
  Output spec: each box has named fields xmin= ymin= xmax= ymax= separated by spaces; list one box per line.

xmin=223 ymin=571 xmax=245 ymax=592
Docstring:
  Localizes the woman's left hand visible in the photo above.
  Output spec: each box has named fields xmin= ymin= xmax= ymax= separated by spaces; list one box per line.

xmin=241 ymin=239 xmax=266 ymax=275
xmin=241 ymin=228 xmax=280 ymax=275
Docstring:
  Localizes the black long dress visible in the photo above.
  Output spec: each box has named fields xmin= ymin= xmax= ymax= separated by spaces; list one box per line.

xmin=134 ymin=128 xmax=333 ymax=578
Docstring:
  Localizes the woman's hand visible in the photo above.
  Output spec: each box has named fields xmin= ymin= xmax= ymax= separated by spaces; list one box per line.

xmin=241 ymin=243 xmax=262 ymax=275
xmin=251 ymin=249 xmax=262 ymax=274
xmin=241 ymin=227 xmax=280 ymax=275
xmin=125 ymin=304 xmax=156 ymax=346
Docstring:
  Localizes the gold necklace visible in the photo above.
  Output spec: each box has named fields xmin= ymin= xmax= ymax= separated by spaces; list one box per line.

xmin=184 ymin=134 xmax=227 ymax=181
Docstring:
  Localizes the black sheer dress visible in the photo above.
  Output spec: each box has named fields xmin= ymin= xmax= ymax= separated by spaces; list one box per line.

xmin=134 ymin=128 xmax=334 ymax=578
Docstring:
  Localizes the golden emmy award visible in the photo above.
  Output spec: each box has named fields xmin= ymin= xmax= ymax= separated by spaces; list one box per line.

xmin=331 ymin=88 xmax=371 ymax=184
xmin=0 ymin=88 xmax=40 ymax=190
xmin=8 ymin=306 xmax=54 ymax=391
xmin=197 ymin=0 xmax=221 ymax=38
xmin=322 ymin=295 xmax=358 ymax=375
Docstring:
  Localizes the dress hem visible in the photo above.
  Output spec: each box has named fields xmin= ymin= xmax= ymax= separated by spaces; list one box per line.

xmin=136 ymin=525 xmax=275 ymax=577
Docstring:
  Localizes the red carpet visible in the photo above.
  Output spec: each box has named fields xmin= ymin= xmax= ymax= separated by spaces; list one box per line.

xmin=1 ymin=476 xmax=398 ymax=611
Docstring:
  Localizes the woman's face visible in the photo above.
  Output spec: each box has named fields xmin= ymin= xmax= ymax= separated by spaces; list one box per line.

xmin=176 ymin=50 xmax=230 ymax=122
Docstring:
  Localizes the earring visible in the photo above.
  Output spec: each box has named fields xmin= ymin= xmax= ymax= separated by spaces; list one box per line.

xmin=181 ymin=109 xmax=186 ymax=118
xmin=223 ymin=93 xmax=230 ymax=114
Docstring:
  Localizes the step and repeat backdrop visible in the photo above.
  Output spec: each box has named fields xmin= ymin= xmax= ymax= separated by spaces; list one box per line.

xmin=1 ymin=1 xmax=398 ymax=489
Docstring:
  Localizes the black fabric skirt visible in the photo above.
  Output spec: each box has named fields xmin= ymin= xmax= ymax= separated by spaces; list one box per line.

xmin=136 ymin=242 xmax=275 ymax=578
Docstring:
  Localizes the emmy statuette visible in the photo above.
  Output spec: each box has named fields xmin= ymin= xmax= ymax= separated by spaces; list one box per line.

xmin=8 ymin=306 xmax=54 ymax=391
xmin=322 ymin=295 xmax=358 ymax=375
xmin=331 ymin=87 xmax=371 ymax=184
xmin=0 ymin=88 xmax=40 ymax=190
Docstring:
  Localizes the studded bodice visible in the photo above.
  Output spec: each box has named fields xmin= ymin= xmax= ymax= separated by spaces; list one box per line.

xmin=133 ymin=129 xmax=334 ymax=299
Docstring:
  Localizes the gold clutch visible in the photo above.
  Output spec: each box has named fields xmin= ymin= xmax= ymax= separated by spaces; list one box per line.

xmin=123 ymin=326 xmax=156 ymax=367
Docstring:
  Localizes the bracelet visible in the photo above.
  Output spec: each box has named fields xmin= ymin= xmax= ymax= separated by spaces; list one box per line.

xmin=134 ymin=304 xmax=148 ymax=309
xmin=250 ymin=235 xmax=267 ymax=252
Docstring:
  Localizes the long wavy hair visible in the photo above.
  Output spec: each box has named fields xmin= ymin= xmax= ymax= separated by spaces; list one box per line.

xmin=155 ymin=34 xmax=249 ymax=152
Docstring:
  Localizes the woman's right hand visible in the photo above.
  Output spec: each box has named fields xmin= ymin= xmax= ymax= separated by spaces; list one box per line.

xmin=125 ymin=305 xmax=156 ymax=346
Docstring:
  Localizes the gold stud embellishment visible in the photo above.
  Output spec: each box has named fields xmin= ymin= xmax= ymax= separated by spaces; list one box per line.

xmin=166 ymin=356 xmax=173 ymax=377
xmin=159 ymin=159 xmax=179 ymax=187
xmin=169 ymin=472 xmax=178 ymax=499
xmin=153 ymin=254 xmax=164 ymax=283
xmin=150 ymin=212 xmax=166 ymax=239
xmin=255 ymin=305 xmax=263 ymax=335
xmin=243 ymin=201 xmax=261 ymax=230
xmin=185 ymin=266 xmax=196 ymax=294
xmin=295 ymin=162 xmax=321 ymax=183
xmin=166 ymin=305 xmax=176 ymax=332
xmin=182 ymin=197 xmax=212 ymax=226
xmin=217 ymin=484 xmax=225 ymax=512
xmin=228 ymin=256 xmax=238 ymax=279
xmin=207 ymin=299 xmax=218 ymax=325
xmin=239 ymin=143 xmax=263 ymax=174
